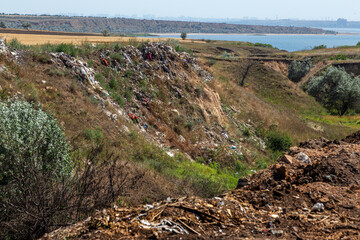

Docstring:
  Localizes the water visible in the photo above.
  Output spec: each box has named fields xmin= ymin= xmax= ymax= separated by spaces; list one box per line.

xmin=142 ymin=30 xmax=360 ymax=52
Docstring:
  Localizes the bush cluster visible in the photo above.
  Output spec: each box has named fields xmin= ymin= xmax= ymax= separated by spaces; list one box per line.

xmin=288 ymin=60 xmax=311 ymax=82
xmin=307 ymin=66 xmax=360 ymax=116
xmin=266 ymin=129 xmax=292 ymax=152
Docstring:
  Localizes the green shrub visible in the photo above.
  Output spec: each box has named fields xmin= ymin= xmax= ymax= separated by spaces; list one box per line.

xmin=288 ymin=60 xmax=311 ymax=82
xmin=0 ymin=99 xmax=71 ymax=183
xmin=254 ymin=42 xmax=277 ymax=49
xmin=83 ymin=127 xmax=104 ymax=144
xmin=108 ymin=77 xmax=119 ymax=91
xmin=243 ymin=127 xmax=251 ymax=137
xmin=330 ymin=54 xmax=349 ymax=60
xmin=0 ymin=99 xmax=72 ymax=238
xmin=181 ymin=32 xmax=187 ymax=40
xmin=266 ymin=130 xmax=292 ymax=152
xmin=54 ymin=43 xmax=79 ymax=57
xmin=7 ymin=38 xmax=27 ymax=50
xmin=109 ymin=52 xmax=124 ymax=63
xmin=313 ymin=44 xmax=327 ymax=50
xmin=185 ymin=121 xmax=194 ymax=130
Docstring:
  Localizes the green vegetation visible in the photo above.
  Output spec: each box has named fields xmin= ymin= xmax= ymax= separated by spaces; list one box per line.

xmin=0 ymin=99 xmax=71 ymax=184
xmin=254 ymin=42 xmax=277 ymax=49
xmin=21 ymin=22 xmax=31 ymax=30
xmin=102 ymin=29 xmax=110 ymax=37
xmin=0 ymin=21 xmax=7 ymax=28
xmin=288 ymin=60 xmax=311 ymax=82
xmin=307 ymin=66 xmax=360 ymax=116
xmin=181 ymin=32 xmax=187 ymax=40
xmin=0 ymin=99 xmax=71 ymax=238
xmin=7 ymin=38 xmax=28 ymax=50
xmin=330 ymin=54 xmax=350 ymax=60
xmin=133 ymin=143 xmax=237 ymax=197
xmin=83 ymin=127 xmax=104 ymax=144
xmin=265 ymin=129 xmax=293 ymax=152
xmin=313 ymin=44 xmax=327 ymax=50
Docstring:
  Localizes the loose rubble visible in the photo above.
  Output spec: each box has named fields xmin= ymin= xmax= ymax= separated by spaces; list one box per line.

xmin=42 ymin=132 xmax=360 ymax=239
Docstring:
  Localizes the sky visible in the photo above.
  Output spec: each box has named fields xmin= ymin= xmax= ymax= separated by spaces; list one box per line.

xmin=1 ymin=0 xmax=360 ymax=21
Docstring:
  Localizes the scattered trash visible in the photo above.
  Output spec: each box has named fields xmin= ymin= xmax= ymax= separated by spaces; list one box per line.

xmin=0 ymin=37 xmax=8 ymax=55
xmin=312 ymin=203 xmax=325 ymax=212
xmin=271 ymin=230 xmax=284 ymax=236
xmin=139 ymin=219 xmax=189 ymax=235
xmin=297 ymin=152 xmax=311 ymax=164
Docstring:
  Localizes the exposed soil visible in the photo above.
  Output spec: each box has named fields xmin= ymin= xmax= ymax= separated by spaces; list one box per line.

xmin=41 ymin=132 xmax=360 ymax=239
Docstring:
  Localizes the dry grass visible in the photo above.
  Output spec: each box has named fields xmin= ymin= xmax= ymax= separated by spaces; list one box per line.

xmin=0 ymin=33 xmax=160 ymax=45
xmin=0 ymin=33 xmax=201 ymax=46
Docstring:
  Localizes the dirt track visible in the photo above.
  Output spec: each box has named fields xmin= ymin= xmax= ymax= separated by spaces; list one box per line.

xmin=41 ymin=132 xmax=360 ymax=239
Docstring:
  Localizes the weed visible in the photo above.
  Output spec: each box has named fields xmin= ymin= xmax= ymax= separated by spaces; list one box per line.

xmin=266 ymin=129 xmax=292 ymax=152
xmin=313 ymin=44 xmax=327 ymax=50
xmin=6 ymin=38 xmax=28 ymax=50
xmin=185 ymin=121 xmax=194 ymax=130
xmin=195 ymin=85 xmax=203 ymax=97
xmin=330 ymin=54 xmax=349 ymax=60
xmin=109 ymin=52 xmax=124 ymax=63
xmin=243 ymin=127 xmax=251 ymax=137
xmin=83 ymin=127 xmax=104 ymax=144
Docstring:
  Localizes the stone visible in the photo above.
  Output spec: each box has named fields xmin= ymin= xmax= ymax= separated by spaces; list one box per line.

xmin=278 ymin=155 xmax=293 ymax=164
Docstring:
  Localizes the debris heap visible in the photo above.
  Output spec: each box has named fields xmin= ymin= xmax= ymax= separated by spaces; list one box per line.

xmin=50 ymin=42 xmax=248 ymax=159
xmin=42 ymin=132 xmax=360 ymax=239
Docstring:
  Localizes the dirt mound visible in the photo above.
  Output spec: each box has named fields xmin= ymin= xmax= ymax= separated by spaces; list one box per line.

xmin=342 ymin=130 xmax=360 ymax=144
xmin=41 ymin=133 xmax=360 ymax=239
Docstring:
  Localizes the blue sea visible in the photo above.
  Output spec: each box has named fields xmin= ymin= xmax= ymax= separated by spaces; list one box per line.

xmin=142 ymin=28 xmax=360 ymax=52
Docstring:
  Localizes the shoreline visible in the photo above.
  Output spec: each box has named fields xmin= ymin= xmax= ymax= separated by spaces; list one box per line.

xmin=148 ymin=32 xmax=360 ymax=36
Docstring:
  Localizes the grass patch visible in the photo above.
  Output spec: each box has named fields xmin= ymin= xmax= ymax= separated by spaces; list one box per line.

xmin=132 ymin=142 xmax=237 ymax=197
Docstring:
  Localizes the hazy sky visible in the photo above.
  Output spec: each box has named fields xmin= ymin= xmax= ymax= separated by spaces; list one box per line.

xmin=1 ymin=0 xmax=360 ymax=21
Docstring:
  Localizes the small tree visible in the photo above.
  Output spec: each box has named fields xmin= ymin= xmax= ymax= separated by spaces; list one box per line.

xmin=181 ymin=32 xmax=187 ymax=40
xmin=21 ymin=22 xmax=31 ymax=30
xmin=288 ymin=59 xmax=311 ymax=82
xmin=102 ymin=29 xmax=110 ymax=37
xmin=307 ymin=66 xmax=360 ymax=116
xmin=0 ymin=21 xmax=7 ymax=28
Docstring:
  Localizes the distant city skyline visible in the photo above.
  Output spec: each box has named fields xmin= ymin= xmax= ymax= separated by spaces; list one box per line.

xmin=1 ymin=0 xmax=360 ymax=21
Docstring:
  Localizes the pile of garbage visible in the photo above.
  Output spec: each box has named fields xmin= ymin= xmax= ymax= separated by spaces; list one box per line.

xmin=0 ymin=37 xmax=7 ymax=55
xmin=50 ymin=42 xmax=245 ymax=160
xmin=41 ymin=132 xmax=360 ymax=239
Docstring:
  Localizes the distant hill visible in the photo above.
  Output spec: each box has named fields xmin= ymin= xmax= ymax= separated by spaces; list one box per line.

xmin=0 ymin=14 xmax=335 ymax=34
